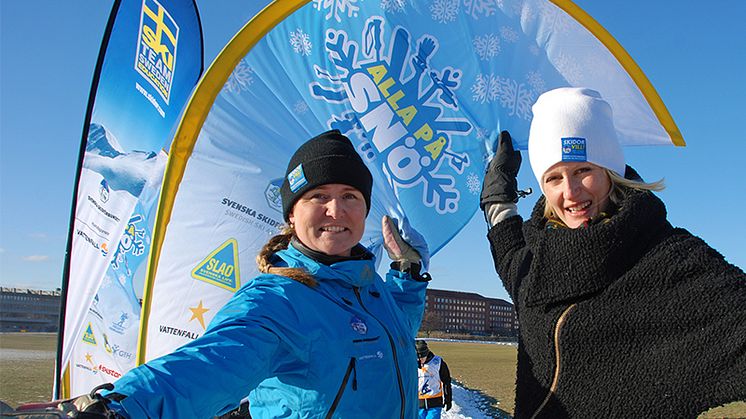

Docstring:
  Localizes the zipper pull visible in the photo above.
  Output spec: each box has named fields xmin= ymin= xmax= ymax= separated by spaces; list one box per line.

xmin=352 ymin=358 xmax=358 ymax=391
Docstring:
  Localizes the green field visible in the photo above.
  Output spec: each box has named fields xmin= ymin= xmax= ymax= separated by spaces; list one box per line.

xmin=1 ymin=334 xmax=743 ymax=417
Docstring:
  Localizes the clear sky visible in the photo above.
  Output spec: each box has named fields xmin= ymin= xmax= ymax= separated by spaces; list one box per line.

xmin=1 ymin=1 xmax=744 ymax=303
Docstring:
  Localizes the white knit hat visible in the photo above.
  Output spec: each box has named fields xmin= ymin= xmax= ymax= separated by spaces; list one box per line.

xmin=528 ymin=87 xmax=625 ymax=188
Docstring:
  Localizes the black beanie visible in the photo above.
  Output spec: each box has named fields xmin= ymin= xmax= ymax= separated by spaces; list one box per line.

xmin=415 ymin=340 xmax=429 ymax=357
xmin=280 ymin=130 xmax=373 ymax=221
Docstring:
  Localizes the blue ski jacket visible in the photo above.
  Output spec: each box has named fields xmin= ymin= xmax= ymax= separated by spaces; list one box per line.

xmin=105 ymin=243 xmax=428 ymax=418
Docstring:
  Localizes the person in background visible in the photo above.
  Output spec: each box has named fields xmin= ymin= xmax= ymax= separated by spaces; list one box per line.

xmin=43 ymin=130 xmax=431 ymax=418
xmin=480 ymin=87 xmax=746 ymax=418
xmin=416 ymin=340 xmax=452 ymax=419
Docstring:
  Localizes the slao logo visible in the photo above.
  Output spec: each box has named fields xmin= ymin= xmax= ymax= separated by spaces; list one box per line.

xmin=265 ymin=178 xmax=284 ymax=213
xmin=191 ymin=238 xmax=241 ymax=291
xmin=287 ymin=164 xmax=307 ymax=193
xmin=82 ymin=323 xmax=97 ymax=345
xmin=561 ymin=137 xmax=587 ymax=162
xmin=135 ymin=0 xmax=179 ymax=104
xmin=310 ymin=17 xmax=473 ymax=214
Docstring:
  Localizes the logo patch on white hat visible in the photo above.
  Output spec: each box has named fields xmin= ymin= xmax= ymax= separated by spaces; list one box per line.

xmin=561 ymin=137 xmax=587 ymax=162
xmin=287 ymin=163 xmax=308 ymax=192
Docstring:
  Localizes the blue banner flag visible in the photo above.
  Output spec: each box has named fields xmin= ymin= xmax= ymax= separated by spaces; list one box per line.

xmin=57 ymin=0 xmax=203 ymax=397
xmin=139 ymin=0 xmax=681 ymax=360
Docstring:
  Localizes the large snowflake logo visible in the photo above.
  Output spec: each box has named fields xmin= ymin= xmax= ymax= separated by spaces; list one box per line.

xmin=223 ymin=60 xmax=254 ymax=94
xmin=312 ymin=0 xmax=361 ymax=22
xmin=290 ymin=28 xmax=312 ymax=56
xmin=309 ymin=18 xmax=473 ymax=213
xmin=466 ymin=172 xmax=481 ymax=195
xmin=430 ymin=0 xmax=459 ymax=23
xmin=473 ymin=34 xmax=501 ymax=61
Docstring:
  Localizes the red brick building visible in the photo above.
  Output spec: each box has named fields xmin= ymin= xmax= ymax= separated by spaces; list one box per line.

xmin=421 ymin=288 xmax=517 ymax=336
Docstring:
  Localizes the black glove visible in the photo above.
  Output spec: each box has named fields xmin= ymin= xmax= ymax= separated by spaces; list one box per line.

xmin=480 ymin=131 xmax=522 ymax=209
xmin=3 ymin=385 xmax=124 ymax=419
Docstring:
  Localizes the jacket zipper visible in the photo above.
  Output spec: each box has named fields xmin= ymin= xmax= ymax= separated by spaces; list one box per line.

xmin=353 ymin=287 xmax=406 ymax=419
xmin=530 ymin=303 xmax=577 ymax=419
xmin=326 ymin=357 xmax=357 ymax=418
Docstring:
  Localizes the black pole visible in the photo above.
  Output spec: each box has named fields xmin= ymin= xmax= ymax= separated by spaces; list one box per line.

xmin=54 ymin=0 xmax=123 ymax=399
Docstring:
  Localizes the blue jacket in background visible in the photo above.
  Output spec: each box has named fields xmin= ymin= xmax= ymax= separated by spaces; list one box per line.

xmin=106 ymin=243 xmax=428 ymax=418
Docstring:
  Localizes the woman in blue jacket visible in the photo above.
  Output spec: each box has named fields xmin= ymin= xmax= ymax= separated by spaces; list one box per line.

xmin=67 ymin=130 xmax=430 ymax=418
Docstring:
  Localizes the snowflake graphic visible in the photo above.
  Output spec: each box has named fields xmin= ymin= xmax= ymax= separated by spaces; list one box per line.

xmin=471 ymin=73 xmax=500 ymax=104
xmin=430 ymin=0 xmax=459 ymax=23
xmin=473 ymin=73 xmax=535 ymax=120
xmin=525 ymin=70 xmax=545 ymax=93
xmin=500 ymin=26 xmax=519 ymax=43
xmin=496 ymin=76 xmax=535 ymax=119
xmin=381 ymin=0 xmax=406 ymax=13
xmin=466 ymin=172 xmax=481 ymax=195
xmin=312 ymin=0 xmax=360 ymax=22
xmin=529 ymin=44 xmax=541 ymax=56
xmin=289 ymin=28 xmax=312 ymax=56
xmin=463 ymin=0 xmax=498 ymax=20
xmin=223 ymin=60 xmax=254 ymax=94
xmin=293 ymin=100 xmax=310 ymax=115
xmin=473 ymin=34 xmax=501 ymax=61
xmin=554 ymin=52 xmax=584 ymax=84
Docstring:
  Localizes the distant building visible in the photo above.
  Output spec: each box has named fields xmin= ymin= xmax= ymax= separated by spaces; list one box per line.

xmin=421 ymin=288 xmax=518 ymax=336
xmin=0 ymin=287 xmax=60 ymax=332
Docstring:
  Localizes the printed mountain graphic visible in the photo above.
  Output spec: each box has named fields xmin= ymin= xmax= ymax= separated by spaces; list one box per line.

xmin=87 ymin=123 xmax=126 ymax=157
xmin=84 ymin=123 xmax=164 ymax=197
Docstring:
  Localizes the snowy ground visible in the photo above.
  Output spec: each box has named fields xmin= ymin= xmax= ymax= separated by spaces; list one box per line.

xmin=442 ymin=383 xmax=511 ymax=419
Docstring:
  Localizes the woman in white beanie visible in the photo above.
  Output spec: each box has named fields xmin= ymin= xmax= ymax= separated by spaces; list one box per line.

xmin=480 ymin=87 xmax=746 ymax=418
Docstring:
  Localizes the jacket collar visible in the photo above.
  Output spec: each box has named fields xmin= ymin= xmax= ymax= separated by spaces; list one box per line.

xmin=276 ymin=243 xmax=377 ymax=288
xmin=521 ymin=189 xmax=671 ymax=307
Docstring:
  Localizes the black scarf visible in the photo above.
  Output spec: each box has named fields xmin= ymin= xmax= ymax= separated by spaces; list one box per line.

xmin=520 ymin=189 xmax=672 ymax=307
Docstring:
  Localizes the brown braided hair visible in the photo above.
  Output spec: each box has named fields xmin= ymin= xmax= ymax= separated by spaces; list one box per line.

xmin=255 ymin=225 xmax=317 ymax=287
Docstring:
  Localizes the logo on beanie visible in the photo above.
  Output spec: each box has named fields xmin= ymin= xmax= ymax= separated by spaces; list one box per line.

xmin=561 ymin=137 xmax=587 ymax=162
xmin=287 ymin=163 xmax=307 ymax=193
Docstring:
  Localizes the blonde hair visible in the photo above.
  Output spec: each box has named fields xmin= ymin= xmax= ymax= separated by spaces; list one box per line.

xmin=543 ymin=168 xmax=665 ymax=219
xmin=255 ymin=225 xmax=317 ymax=287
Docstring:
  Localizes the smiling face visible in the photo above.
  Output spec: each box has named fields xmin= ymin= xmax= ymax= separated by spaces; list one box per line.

xmin=288 ymin=184 xmax=367 ymax=256
xmin=542 ymin=162 xmax=612 ymax=229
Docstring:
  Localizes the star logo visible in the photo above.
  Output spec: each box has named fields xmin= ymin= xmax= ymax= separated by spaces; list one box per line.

xmin=189 ymin=300 xmax=210 ymax=330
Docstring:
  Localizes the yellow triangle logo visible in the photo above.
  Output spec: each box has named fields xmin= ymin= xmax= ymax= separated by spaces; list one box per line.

xmin=82 ymin=323 xmax=97 ymax=346
xmin=191 ymin=238 xmax=241 ymax=292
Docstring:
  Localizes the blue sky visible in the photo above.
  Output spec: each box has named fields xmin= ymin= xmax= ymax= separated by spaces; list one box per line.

xmin=1 ymin=1 xmax=744 ymax=303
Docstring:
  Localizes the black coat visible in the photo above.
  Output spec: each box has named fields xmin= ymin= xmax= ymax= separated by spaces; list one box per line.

xmin=487 ymin=187 xmax=746 ymax=418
